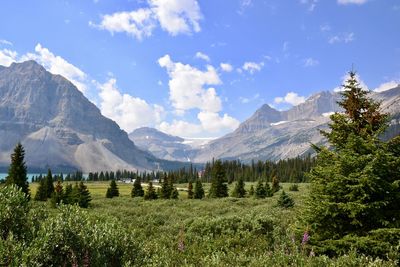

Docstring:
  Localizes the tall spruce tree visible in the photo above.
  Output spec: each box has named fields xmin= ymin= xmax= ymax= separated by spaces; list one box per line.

xmin=131 ymin=177 xmax=144 ymax=197
xmin=77 ymin=181 xmax=91 ymax=208
xmin=194 ymin=180 xmax=205 ymax=199
xmin=208 ymin=160 xmax=228 ymax=198
xmin=255 ymin=180 xmax=266 ymax=198
xmin=187 ymin=181 xmax=194 ymax=199
xmin=5 ymin=143 xmax=29 ymax=196
xmin=34 ymin=178 xmax=47 ymax=201
xmin=106 ymin=179 xmax=119 ymax=198
xmin=144 ymin=182 xmax=158 ymax=200
xmin=231 ymin=177 xmax=246 ymax=198
xmin=44 ymin=169 xmax=54 ymax=198
xmin=305 ymin=71 xmax=400 ymax=256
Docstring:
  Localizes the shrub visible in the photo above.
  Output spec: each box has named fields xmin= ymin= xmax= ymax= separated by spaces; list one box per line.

xmin=277 ymin=191 xmax=294 ymax=208
xmin=289 ymin=184 xmax=299 ymax=191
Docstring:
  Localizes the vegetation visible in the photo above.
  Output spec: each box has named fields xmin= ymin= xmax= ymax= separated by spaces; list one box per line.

xmin=131 ymin=177 xmax=144 ymax=197
xmin=304 ymin=71 xmax=400 ymax=258
xmin=208 ymin=160 xmax=228 ymax=198
xmin=144 ymin=182 xmax=158 ymax=200
xmin=289 ymin=183 xmax=299 ymax=191
xmin=231 ymin=177 xmax=246 ymax=198
xmin=106 ymin=179 xmax=119 ymax=198
xmin=277 ymin=190 xmax=295 ymax=208
xmin=5 ymin=143 xmax=29 ymax=197
xmin=193 ymin=180 xmax=205 ymax=199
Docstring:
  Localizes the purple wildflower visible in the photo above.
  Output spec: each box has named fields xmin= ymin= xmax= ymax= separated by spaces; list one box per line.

xmin=302 ymin=231 xmax=310 ymax=245
xmin=178 ymin=228 xmax=185 ymax=252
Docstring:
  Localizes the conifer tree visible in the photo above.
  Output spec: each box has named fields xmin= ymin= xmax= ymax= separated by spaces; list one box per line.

xmin=77 ymin=181 xmax=91 ymax=208
xmin=160 ymin=176 xmax=173 ymax=199
xmin=131 ymin=177 xmax=144 ymax=197
xmin=305 ymin=71 xmax=400 ymax=255
xmin=248 ymin=185 xmax=255 ymax=196
xmin=208 ymin=160 xmax=228 ymax=198
xmin=144 ymin=182 xmax=158 ymax=200
xmin=170 ymin=187 xmax=179 ymax=199
xmin=265 ymin=182 xmax=273 ymax=197
xmin=44 ymin=169 xmax=54 ymax=198
xmin=255 ymin=180 xmax=266 ymax=198
xmin=5 ymin=143 xmax=29 ymax=197
xmin=231 ymin=177 xmax=246 ymax=198
xmin=34 ymin=178 xmax=47 ymax=201
xmin=194 ymin=180 xmax=205 ymax=199
xmin=271 ymin=175 xmax=280 ymax=193
xmin=106 ymin=179 xmax=119 ymax=198
xmin=63 ymin=183 xmax=73 ymax=205
xmin=277 ymin=190 xmax=294 ymax=208
xmin=187 ymin=182 xmax=194 ymax=199
xmin=50 ymin=180 xmax=64 ymax=207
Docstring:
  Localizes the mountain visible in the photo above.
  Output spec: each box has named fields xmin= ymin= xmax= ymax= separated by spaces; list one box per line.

xmin=0 ymin=60 xmax=162 ymax=172
xmin=129 ymin=127 xmax=196 ymax=162
xmin=193 ymin=87 xmax=400 ymax=162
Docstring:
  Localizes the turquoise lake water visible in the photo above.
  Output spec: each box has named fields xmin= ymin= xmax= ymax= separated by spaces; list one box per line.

xmin=0 ymin=173 xmax=46 ymax=182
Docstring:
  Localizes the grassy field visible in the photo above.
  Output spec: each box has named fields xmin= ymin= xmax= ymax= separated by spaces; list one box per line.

xmin=25 ymin=181 xmax=397 ymax=266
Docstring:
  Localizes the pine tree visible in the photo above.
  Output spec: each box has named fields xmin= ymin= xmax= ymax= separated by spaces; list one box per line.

xmin=34 ymin=178 xmax=47 ymax=201
xmin=144 ymin=182 xmax=158 ymax=200
xmin=248 ymin=185 xmax=255 ymax=196
xmin=277 ymin=190 xmax=294 ymax=208
xmin=265 ymin=182 xmax=273 ymax=197
xmin=50 ymin=180 xmax=64 ymax=207
xmin=304 ymin=71 xmax=400 ymax=256
xmin=170 ymin=187 xmax=179 ymax=199
xmin=194 ymin=180 xmax=205 ymax=199
xmin=44 ymin=169 xmax=55 ymax=198
xmin=5 ymin=143 xmax=29 ymax=197
xmin=131 ymin=177 xmax=144 ymax=197
xmin=255 ymin=180 xmax=266 ymax=198
xmin=271 ymin=175 xmax=280 ymax=193
xmin=187 ymin=182 xmax=194 ymax=199
xmin=106 ymin=179 xmax=119 ymax=198
xmin=231 ymin=177 xmax=246 ymax=198
xmin=77 ymin=181 xmax=91 ymax=208
xmin=160 ymin=176 xmax=173 ymax=199
xmin=208 ymin=160 xmax=228 ymax=198
xmin=63 ymin=184 xmax=73 ymax=204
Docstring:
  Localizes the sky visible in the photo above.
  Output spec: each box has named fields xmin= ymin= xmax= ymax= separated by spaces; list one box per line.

xmin=0 ymin=0 xmax=399 ymax=138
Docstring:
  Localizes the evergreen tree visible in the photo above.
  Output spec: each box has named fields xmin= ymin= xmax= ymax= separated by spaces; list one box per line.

xmin=271 ymin=175 xmax=280 ymax=193
xmin=255 ymin=180 xmax=266 ymax=198
xmin=131 ymin=177 xmax=144 ymax=197
xmin=304 ymin=71 xmax=400 ymax=256
xmin=44 ymin=169 xmax=54 ymax=198
xmin=265 ymin=182 xmax=273 ymax=197
xmin=77 ymin=181 xmax=91 ymax=208
xmin=5 ymin=143 xmax=29 ymax=197
xmin=160 ymin=176 xmax=173 ymax=199
xmin=187 ymin=182 xmax=194 ymax=199
xmin=34 ymin=179 xmax=47 ymax=201
xmin=50 ymin=181 xmax=64 ymax=207
xmin=63 ymin=184 xmax=73 ymax=205
xmin=106 ymin=179 xmax=119 ymax=198
xmin=194 ymin=180 xmax=205 ymax=199
xmin=277 ymin=190 xmax=294 ymax=208
xmin=248 ymin=185 xmax=255 ymax=196
xmin=231 ymin=177 xmax=246 ymax=198
xmin=144 ymin=182 xmax=158 ymax=200
xmin=208 ymin=160 xmax=228 ymax=198
xmin=170 ymin=187 xmax=179 ymax=199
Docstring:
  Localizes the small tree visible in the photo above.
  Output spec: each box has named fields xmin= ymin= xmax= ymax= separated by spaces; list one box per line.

xmin=194 ymin=180 xmax=205 ymax=199
xmin=171 ymin=187 xmax=179 ymax=199
xmin=231 ymin=177 xmax=246 ymax=198
xmin=248 ymin=185 xmax=255 ymax=196
xmin=265 ymin=182 xmax=273 ymax=197
xmin=271 ymin=175 xmax=280 ymax=193
xmin=63 ymin=184 xmax=73 ymax=205
xmin=187 ymin=182 xmax=194 ymax=199
xmin=208 ymin=160 xmax=228 ymax=198
xmin=160 ymin=176 xmax=173 ymax=199
xmin=5 ymin=143 xmax=29 ymax=197
xmin=131 ymin=177 xmax=144 ymax=197
xmin=50 ymin=181 xmax=64 ymax=207
xmin=255 ymin=180 xmax=266 ymax=198
xmin=44 ymin=169 xmax=54 ymax=198
xmin=277 ymin=190 xmax=294 ymax=208
xmin=34 ymin=178 xmax=47 ymax=201
xmin=77 ymin=181 xmax=91 ymax=208
xmin=106 ymin=179 xmax=119 ymax=198
xmin=144 ymin=182 xmax=158 ymax=200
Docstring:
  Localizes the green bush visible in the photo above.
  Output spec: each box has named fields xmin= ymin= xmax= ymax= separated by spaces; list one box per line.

xmin=289 ymin=184 xmax=299 ymax=191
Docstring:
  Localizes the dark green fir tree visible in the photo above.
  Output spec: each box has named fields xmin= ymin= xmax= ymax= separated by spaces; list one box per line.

xmin=5 ymin=143 xmax=29 ymax=197
xmin=50 ymin=180 xmax=64 ymax=207
xmin=187 ymin=181 xmax=194 ymax=199
xmin=144 ymin=182 xmax=158 ymax=200
xmin=255 ymin=180 xmax=266 ymax=198
xmin=208 ymin=160 xmax=228 ymax=198
xmin=44 ymin=169 xmax=54 ymax=198
xmin=277 ymin=191 xmax=294 ymax=208
xmin=231 ymin=177 xmax=246 ymax=198
xmin=34 ymin=178 xmax=47 ymax=201
xmin=106 ymin=179 xmax=119 ymax=198
xmin=131 ymin=177 xmax=144 ymax=197
xmin=194 ymin=180 xmax=205 ymax=199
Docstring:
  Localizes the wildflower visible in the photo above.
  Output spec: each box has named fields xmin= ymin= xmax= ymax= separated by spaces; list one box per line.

xmin=301 ymin=231 xmax=310 ymax=245
xmin=178 ymin=228 xmax=185 ymax=252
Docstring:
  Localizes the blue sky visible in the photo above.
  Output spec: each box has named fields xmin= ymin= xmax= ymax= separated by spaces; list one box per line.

xmin=0 ymin=0 xmax=399 ymax=138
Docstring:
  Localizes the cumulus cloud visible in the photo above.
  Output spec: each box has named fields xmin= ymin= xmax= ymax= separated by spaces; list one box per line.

xmin=0 ymin=49 xmax=18 ymax=66
xmin=337 ymin=0 xmax=368 ymax=5
xmin=91 ymin=0 xmax=202 ymax=40
xmin=22 ymin=44 xmax=88 ymax=93
xmin=220 ymin=63 xmax=233 ymax=72
xmin=374 ymin=81 xmax=399 ymax=92
xmin=158 ymin=54 xmax=222 ymax=112
xmin=98 ymin=78 xmax=165 ymax=133
xmin=274 ymin=92 xmax=306 ymax=106
xmin=329 ymin=32 xmax=355 ymax=44
xmin=303 ymin=57 xmax=319 ymax=67
xmin=195 ymin=51 xmax=210 ymax=62
xmin=242 ymin=61 xmax=264 ymax=74
xmin=197 ymin=111 xmax=239 ymax=132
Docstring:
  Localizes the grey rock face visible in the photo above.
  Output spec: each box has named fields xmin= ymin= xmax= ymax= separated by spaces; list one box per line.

xmin=0 ymin=60 xmax=158 ymax=172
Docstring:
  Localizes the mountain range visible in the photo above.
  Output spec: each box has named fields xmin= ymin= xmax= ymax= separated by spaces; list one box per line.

xmin=1 ymin=60 xmax=399 ymax=172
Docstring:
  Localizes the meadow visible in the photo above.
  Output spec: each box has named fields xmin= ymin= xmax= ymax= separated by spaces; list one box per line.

xmin=25 ymin=181 xmax=398 ymax=266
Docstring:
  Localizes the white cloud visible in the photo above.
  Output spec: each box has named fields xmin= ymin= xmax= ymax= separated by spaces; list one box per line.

xmin=0 ymin=39 xmax=13 ymax=46
xmin=22 ymin=44 xmax=88 ymax=93
xmin=337 ymin=0 xmax=368 ymax=5
xmin=159 ymin=120 xmax=202 ymax=137
xmin=91 ymin=0 xmax=202 ymax=39
xmin=300 ymin=0 xmax=318 ymax=12
xmin=195 ymin=51 xmax=210 ymax=62
xmin=274 ymin=92 xmax=306 ymax=106
xmin=98 ymin=78 xmax=165 ymax=133
xmin=329 ymin=32 xmax=355 ymax=44
xmin=333 ymin=72 xmax=369 ymax=92
xmin=242 ymin=61 xmax=264 ymax=74
xmin=220 ymin=62 xmax=233 ymax=72
xmin=158 ymin=54 xmax=222 ymax=113
xmin=239 ymin=93 xmax=259 ymax=104
xmin=197 ymin=111 xmax=239 ymax=132
xmin=0 ymin=49 xmax=18 ymax=66
xmin=374 ymin=81 xmax=399 ymax=92
xmin=303 ymin=57 xmax=319 ymax=67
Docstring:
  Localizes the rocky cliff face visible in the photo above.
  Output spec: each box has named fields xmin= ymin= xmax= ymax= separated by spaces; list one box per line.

xmin=0 ymin=61 xmax=159 ymax=172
